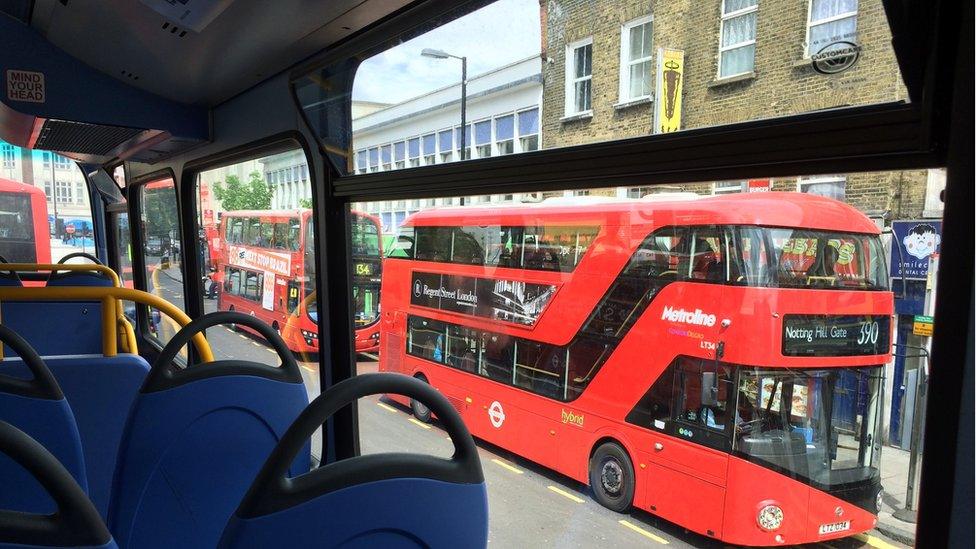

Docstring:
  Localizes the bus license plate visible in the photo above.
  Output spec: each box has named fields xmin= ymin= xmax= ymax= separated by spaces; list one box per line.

xmin=818 ymin=521 xmax=851 ymax=535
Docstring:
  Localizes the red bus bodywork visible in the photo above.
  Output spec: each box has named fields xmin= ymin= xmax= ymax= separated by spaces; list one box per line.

xmin=379 ymin=193 xmax=893 ymax=546
xmin=0 ymin=177 xmax=51 ymax=264
xmin=216 ymin=209 xmax=382 ymax=354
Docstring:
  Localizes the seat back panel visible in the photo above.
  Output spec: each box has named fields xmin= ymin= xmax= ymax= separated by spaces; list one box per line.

xmin=111 ymin=376 xmax=309 ymax=549
xmin=0 ymin=393 xmax=86 ymax=514
xmin=1 ymin=302 xmax=104 ymax=355
xmin=218 ymin=478 xmax=488 ymax=549
xmin=11 ymin=355 xmax=151 ymax=519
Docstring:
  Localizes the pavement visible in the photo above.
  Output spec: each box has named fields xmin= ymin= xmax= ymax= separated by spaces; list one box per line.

xmin=875 ymin=445 xmax=920 ymax=545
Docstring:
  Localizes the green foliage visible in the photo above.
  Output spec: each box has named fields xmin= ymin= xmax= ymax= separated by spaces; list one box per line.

xmin=143 ymin=187 xmax=178 ymax=238
xmin=212 ymin=171 xmax=272 ymax=211
xmin=298 ymin=198 xmax=313 ymax=209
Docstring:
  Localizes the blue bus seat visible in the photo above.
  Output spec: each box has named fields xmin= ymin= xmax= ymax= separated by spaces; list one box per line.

xmin=0 ymin=420 xmax=117 ymax=549
xmin=3 ymin=354 xmax=151 ymax=520
xmin=0 ymin=326 xmax=87 ymax=514
xmin=219 ymin=373 xmax=488 ymax=549
xmin=110 ymin=312 xmax=309 ymax=549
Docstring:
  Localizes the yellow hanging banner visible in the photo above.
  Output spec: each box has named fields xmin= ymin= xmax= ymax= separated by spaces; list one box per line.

xmin=654 ymin=48 xmax=684 ymax=134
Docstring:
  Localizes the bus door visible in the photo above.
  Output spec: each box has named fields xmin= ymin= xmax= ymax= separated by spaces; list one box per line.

xmin=642 ymin=357 xmax=732 ymax=538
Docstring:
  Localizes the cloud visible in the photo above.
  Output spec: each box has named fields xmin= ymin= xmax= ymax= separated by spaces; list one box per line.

xmin=353 ymin=0 xmax=541 ymax=104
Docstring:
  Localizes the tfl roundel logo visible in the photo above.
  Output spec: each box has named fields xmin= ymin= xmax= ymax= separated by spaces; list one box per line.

xmin=488 ymin=400 xmax=506 ymax=428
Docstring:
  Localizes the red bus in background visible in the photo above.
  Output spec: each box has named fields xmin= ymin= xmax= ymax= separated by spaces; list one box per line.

xmin=216 ymin=209 xmax=382 ymax=354
xmin=379 ymin=193 xmax=893 ymax=546
xmin=0 ymin=177 xmax=51 ymax=264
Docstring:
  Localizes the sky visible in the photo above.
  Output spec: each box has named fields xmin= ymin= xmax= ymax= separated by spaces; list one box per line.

xmin=352 ymin=0 xmax=542 ymax=104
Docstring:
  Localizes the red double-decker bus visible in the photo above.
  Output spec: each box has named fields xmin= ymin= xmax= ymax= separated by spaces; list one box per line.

xmin=378 ymin=193 xmax=893 ymax=546
xmin=0 ymin=177 xmax=51 ymax=264
xmin=216 ymin=209 xmax=382 ymax=354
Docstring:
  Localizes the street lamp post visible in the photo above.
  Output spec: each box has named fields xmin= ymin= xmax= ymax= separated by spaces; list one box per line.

xmin=421 ymin=48 xmax=468 ymax=161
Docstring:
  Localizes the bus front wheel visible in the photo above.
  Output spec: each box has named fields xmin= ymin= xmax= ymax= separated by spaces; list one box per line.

xmin=410 ymin=374 xmax=432 ymax=423
xmin=589 ymin=442 xmax=635 ymax=513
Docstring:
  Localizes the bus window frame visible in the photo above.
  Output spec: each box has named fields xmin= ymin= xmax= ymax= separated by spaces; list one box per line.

xmin=178 ymin=132 xmax=353 ymax=459
xmin=128 ymin=168 xmax=189 ymax=358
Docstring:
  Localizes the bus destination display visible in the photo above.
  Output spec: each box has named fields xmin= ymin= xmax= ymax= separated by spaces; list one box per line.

xmin=782 ymin=315 xmax=890 ymax=356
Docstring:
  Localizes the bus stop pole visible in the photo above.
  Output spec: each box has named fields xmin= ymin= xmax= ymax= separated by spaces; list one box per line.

xmin=895 ymin=253 xmax=937 ymax=522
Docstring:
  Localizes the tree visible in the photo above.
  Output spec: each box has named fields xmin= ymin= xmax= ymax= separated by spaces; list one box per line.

xmin=298 ymin=198 xmax=312 ymax=209
xmin=212 ymin=171 xmax=272 ymax=211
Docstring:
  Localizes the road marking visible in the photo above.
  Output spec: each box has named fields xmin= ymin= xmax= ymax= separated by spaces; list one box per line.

xmin=855 ymin=533 xmax=900 ymax=549
xmin=251 ymin=341 xmax=263 ymax=347
xmin=299 ymin=363 xmax=317 ymax=374
xmin=376 ymin=402 xmax=398 ymax=413
xmin=361 ymin=352 xmax=379 ymax=361
xmin=619 ymin=520 xmax=669 ymax=544
xmin=238 ymin=334 xmax=249 ymax=340
xmin=408 ymin=418 xmax=432 ymax=430
xmin=490 ymin=458 xmax=523 ymax=475
xmin=547 ymin=485 xmax=584 ymax=503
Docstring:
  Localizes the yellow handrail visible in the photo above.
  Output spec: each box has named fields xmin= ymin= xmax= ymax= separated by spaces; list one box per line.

xmin=0 ymin=286 xmax=213 ymax=362
xmin=2 ymin=263 xmax=123 ymax=288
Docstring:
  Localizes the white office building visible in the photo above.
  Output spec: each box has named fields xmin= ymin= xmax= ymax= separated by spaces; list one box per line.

xmin=350 ymin=56 xmax=543 ymax=232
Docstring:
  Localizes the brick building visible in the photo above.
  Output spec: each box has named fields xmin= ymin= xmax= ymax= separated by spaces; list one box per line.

xmin=538 ymin=0 xmax=938 ymax=222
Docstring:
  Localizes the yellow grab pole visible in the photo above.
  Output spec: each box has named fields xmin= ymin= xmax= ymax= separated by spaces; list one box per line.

xmin=102 ymin=296 xmax=117 ymax=357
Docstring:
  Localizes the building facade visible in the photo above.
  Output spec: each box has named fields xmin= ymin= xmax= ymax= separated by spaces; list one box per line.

xmin=538 ymin=0 xmax=938 ymax=221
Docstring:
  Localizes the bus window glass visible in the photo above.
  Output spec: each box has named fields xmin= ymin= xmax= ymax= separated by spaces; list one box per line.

xmin=408 ymin=316 xmax=446 ymax=362
xmin=194 ymin=147 xmax=323 ymax=462
xmin=140 ymin=177 xmax=187 ymax=348
xmin=674 ymin=357 xmax=732 ymax=432
xmin=388 ymin=225 xmax=415 ymax=258
xmin=354 ymin=169 xmax=936 ymax=544
xmin=451 ymin=226 xmax=489 ymax=264
xmin=768 ymin=228 xmax=888 ymax=290
xmin=115 ymin=212 xmax=133 ymax=288
xmin=273 ymin=222 xmax=290 ymax=249
xmin=735 ymin=367 xmax=884 ymax=488
xmin=414 ymin=226 xmax=452 ymax=261
xmin=300 ymin=0 xmax=906 ymax=175
xmin=481 ymin=332 xmax=515 ymax=383
xmin=446 ymin=325 xmax=480 ymax=373
xmin=0 ymin=142 xmax=94 ymax=264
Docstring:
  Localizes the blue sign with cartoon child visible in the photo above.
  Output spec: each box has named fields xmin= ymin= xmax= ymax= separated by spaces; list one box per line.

xmin=890 ymin=220 xmax=942 ymax=280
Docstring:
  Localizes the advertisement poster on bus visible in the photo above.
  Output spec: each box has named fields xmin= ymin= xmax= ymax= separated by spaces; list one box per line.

xmin=228 ymin=245 xmax=292 ymax=277
xmin=890 ymin=220 xmax=942 ymax=280
xmin=411 ymin=271 xmax=556 ymax=326
xmin=262 ymin=272 xmax=275 ymax=311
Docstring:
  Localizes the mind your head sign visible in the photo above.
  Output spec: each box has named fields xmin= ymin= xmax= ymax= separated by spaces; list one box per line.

xmin=890 ymin=220 xmax=941 ymax=280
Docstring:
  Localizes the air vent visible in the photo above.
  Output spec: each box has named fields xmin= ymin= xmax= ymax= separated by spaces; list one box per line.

xmin=35 ymin=119 xmax=145 ymax=156
xmin=160 ymin=21 xmax=189 ymax=38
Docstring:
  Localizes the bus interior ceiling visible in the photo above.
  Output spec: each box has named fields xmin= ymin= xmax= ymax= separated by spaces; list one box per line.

xmin=0 ymin=0 xmax=971 ymax=547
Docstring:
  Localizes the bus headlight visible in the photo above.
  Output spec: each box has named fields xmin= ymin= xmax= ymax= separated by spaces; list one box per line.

xmin=757 ymin=504 xmax=784 ymax=531
xmin=875 ymin=489 xmax=884 ymax=513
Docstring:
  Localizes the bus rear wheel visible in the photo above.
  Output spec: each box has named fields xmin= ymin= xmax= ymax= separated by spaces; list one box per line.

xmin=410 ymin=374 xmax=432 ymax=423
xmin=589 ymin=442 xmax=635 ymax=513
